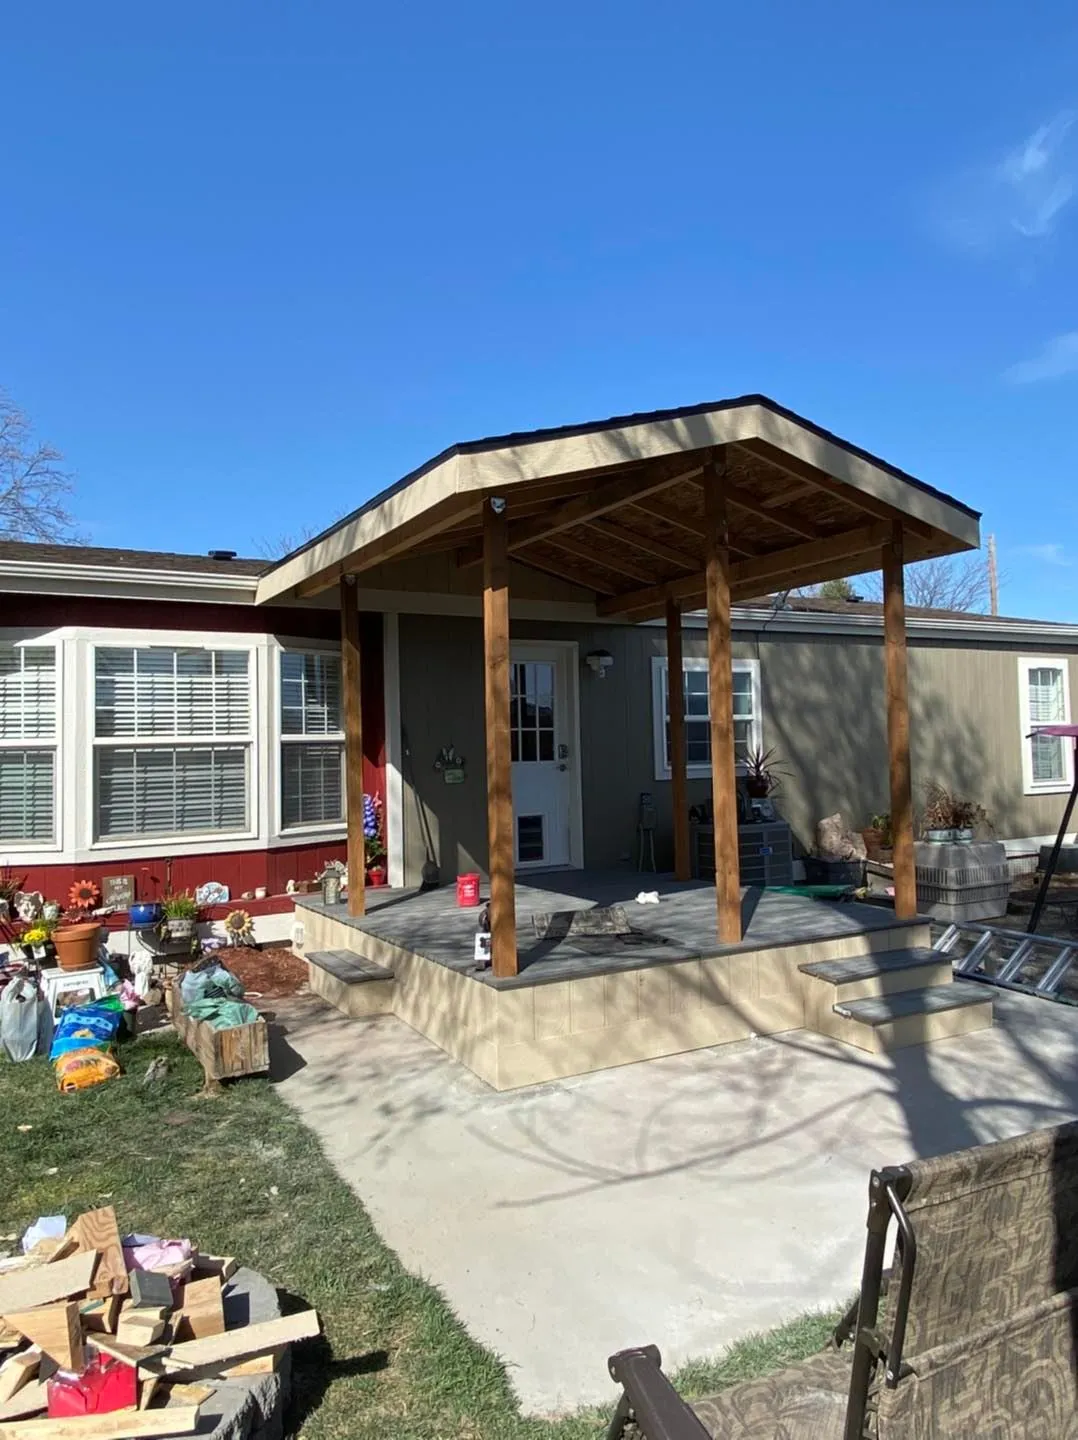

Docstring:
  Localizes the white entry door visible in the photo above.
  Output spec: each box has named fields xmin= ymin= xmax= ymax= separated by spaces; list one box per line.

xmin=510 ymin=644 xmax=578 ymax=869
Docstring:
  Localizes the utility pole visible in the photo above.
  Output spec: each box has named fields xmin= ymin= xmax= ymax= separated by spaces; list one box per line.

xmin=988 ymin=534 xmax=999 ymax=616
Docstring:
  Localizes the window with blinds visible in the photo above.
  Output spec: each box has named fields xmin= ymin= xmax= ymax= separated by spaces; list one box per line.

xmin=1020 ymin=657 xmax=1072 ymax=794
xmin=93 ymin=647 xmax=252 ymax=840
xmin=0 ymin=645 xmax=57 ymax=844
xmin=280 ymin=651 xmax=344 ymax=829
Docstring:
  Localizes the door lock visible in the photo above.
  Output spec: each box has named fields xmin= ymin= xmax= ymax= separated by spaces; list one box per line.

xmin=557 ymin=743 xmax=569 ymax=759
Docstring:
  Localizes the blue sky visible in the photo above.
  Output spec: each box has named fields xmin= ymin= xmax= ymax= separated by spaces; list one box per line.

xmin=2 ymin=1 xmax=1077 ymax=617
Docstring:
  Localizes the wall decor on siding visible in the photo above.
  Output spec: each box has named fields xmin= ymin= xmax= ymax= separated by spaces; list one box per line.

xmin=101 ymin=875 xmax=135 ymax=909
xmin=434 ymin=744 xmax=466 ymax=785
xmin=195 ymin=881 xmax=230 ymax=906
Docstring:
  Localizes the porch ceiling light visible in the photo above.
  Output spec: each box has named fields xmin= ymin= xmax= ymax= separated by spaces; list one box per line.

xmin=585 ymin=650 xmax=614 ymax=678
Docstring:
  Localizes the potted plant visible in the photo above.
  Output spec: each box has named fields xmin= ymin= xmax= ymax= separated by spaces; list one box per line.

xmin=52 ymin=910 xmax=104 ymax=972
xmin=922 ymin=782 xmax=958 ymax=842
xmin=20 ymin=919 xmax=56 ymax=964
xmin=161 ymin=891 xmax=199 ymax=942
xmin=862 ymin=812 xmax=893 ymax=860
xmin=742 ymin=747 xmax=784 ymax=800
xmin=364 ymin=793 xmax=388 ymax=886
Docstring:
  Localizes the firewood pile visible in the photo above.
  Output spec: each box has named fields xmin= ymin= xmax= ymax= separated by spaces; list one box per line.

xmin=0 ymin=1207 xmax=319 ymax=1439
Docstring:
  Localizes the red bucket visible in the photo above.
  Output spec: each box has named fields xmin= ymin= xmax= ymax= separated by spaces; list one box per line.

xmin=456 ymin=872 xmax=480 ymax=907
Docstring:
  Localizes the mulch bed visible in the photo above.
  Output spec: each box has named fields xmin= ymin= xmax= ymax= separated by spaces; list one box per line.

xmin=223 ymin=945 xmax=309 ymax=998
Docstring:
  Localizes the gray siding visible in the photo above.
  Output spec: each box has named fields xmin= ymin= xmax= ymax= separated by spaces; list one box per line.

xmin=398 ymin=613 xmax=1075 ymax=884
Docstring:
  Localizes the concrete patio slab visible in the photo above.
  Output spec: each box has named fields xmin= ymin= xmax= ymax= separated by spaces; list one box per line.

xmin=271 ymin=987 xmax=1078 ymax=1416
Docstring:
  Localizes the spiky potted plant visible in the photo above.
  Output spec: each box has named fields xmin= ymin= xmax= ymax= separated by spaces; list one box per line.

xmin=161 ymin=891 xmax=199 ymax=942
xmin=742 ymin=746 xmax=784 ymax=800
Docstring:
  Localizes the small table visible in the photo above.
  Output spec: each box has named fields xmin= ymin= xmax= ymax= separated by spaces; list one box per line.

xmin=41 ymin=965 xmax=107 ymax=1019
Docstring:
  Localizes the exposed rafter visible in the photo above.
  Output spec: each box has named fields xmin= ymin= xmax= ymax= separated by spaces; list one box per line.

xmin=455 ymin=459 xmax=706 ymax=569
xmin=733 ymin=439 xmax=938 ymax=540
xmin=546 ymin=530 xmax=657 ymax=583
xmin=585 ymin=518 xmax=698 ymax=573
xmin=595 ymin=522 xmax=892 ymax=618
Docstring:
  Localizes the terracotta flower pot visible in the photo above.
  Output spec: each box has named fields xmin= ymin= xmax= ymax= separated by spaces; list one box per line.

xmin=52 ymin=920 xmax=103 ymax=972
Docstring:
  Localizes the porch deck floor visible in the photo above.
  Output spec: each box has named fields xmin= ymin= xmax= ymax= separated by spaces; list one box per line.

xmin=296 ymin=872 xmax=917 ymax=989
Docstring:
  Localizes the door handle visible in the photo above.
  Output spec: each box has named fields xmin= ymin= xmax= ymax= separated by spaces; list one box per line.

xmin=558 ymin=763 xmax=568 ymax=772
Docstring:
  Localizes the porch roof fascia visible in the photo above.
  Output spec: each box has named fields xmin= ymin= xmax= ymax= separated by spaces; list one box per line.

xmin=674 ymin=605 xmax=1078 ymax=647
xmin=254 ymin=395 xmax=982 ymax=605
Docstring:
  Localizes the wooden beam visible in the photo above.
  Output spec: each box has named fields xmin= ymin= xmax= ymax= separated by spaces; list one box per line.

xmin=733 ymin=439 xmax=938 ymax=541
xmin=588 ymin=518 xmax=698 ymax=572
xmin=341 ymin=577 xmax=366 ymax=918
xmin=705 ymin=477 xmax=822 ymax=541
xmin=483 ymin=501 xmax=517 ymax=978
xmin=666 ymin=599 xmax=691 ymax=883
xmin=627 ymin=498 xmax=758 ymax=558
xmin=509 ymin=549 xmax=618 ymax=595
xmin=595 ymin=522 xmax=892 ymax=618
xmin=883 ymin=524 xmax=917 ymax=921
xmin=547 ymin=531 xmax=658 ymax=583
xmin=456 ymin=460 xmax=706 ymax=567
xmin=295 ymin=494 xmax=482 ymax=597
xmin=704 ymin=462 xmax=742 ymax=944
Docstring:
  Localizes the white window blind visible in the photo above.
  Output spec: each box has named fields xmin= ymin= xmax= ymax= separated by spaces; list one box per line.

xmin=0 ymin=646 xmax=57 ymax=844
xmin=651 ymin=657 xmax=761 ymax=779
xmin=93 ymin=647 xmax=252 ymax=841
xmin=280 ymin=652 xmax=345 ymax=829
xmin=1027 ymin=664 xmax=1067 ymax=785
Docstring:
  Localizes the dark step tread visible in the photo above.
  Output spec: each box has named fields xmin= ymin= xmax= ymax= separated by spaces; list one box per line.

xmin=800 ymin=947 xmax=943 ymax=985
xmin=307 ymin=949 xmax=394 ymax=984
xmin=834 ymin=981 xmax=991 ymax=1026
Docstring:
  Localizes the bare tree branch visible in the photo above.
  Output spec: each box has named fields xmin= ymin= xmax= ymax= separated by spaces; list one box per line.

xmin=251 ymin=523 xmax=321 ymax=561
xmin=0 ymin=392 xmax=81 ymax=543
xmin=858 ymin=553 xmax=995 ymax=613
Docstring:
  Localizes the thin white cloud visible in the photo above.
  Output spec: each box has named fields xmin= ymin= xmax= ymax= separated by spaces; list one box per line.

xmin=1004 ymin=330 xmax=1078 ymax=384
xmin=936 ymin=109 xmax=1077 ymax=252
xmin=1016 ymin=542 xmax=1070 ymax=566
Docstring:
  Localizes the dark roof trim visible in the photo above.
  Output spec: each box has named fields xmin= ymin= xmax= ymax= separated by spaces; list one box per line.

xmin=0 ymin=540 xmax=267 ymax=577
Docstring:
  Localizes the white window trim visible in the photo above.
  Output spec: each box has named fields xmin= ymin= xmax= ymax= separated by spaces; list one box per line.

xmin=0 ymin=633 xmax=63 ymax=854
xmin=1019 ymin=656 xmax=1074 ymax=796
xmin=85 ymin=633 xmax=261 ymax=851
xmin=651 ymin=655 xmax=762 ymax=782
xmin=273 ymin=639 xmax=347 ymax=838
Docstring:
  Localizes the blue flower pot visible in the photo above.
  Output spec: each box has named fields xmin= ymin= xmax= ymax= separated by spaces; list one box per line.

xmin=129 ymin=902 xmax=162 ymax=927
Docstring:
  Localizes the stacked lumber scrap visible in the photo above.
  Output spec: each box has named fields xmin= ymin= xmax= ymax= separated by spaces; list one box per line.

xmin=0 ymin=1209 xmax=319 ymax=1440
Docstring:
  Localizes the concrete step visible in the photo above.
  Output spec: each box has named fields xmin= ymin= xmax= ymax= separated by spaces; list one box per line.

xmin=830 ymin=980 xmax=993 ymax=1054
xmin=306 ymin=949 xmax=395 ymax=1018
xmin=799 ymin=946 xmax=951 ymax=1003
xmin=307 ymin=949 xmax=394 ymax=984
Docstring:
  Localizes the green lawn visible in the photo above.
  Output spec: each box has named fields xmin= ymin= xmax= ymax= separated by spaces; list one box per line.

xmin=0 ymin=1031 xmax=839 ymax=1439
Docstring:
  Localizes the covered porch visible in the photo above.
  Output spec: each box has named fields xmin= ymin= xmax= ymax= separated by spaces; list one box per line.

xmin=259 ymin=394 xmax=982 ymax=980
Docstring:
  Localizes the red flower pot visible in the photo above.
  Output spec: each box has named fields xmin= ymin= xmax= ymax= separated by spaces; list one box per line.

xmin=366 ymin=865 xmax=387 ymax=888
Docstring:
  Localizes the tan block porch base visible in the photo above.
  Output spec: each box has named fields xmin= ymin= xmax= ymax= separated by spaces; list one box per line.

xmin=306 ymin=962 xmax=396 ymax=1019
xmin=294 ymin=908 xmax=933 ymax=1091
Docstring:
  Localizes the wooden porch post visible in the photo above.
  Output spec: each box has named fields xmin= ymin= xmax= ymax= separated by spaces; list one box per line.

xmin=883 ymin=523 xmax=917 ymax=919
xmin=340 ymin=576 xmax=366 ymax=918
xmin=666 ymin=597 xmax=690 ymax=882
xmin=483 ymin=498 xmax=518 ymax=977
xmin=704 ymin=455 xmax=742 ymax=942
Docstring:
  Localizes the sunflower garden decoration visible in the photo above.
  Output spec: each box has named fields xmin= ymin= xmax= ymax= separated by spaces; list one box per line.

xmin=68 ymin=878 xmax=101 ymax=911
xmin=223 ymin=908 xmax=255 ymax=947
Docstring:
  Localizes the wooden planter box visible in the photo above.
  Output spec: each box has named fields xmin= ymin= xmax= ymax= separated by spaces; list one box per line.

xmin=165 ymin=984 xmax=270 ymax=1087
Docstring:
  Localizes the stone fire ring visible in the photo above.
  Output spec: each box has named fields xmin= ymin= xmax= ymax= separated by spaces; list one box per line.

xmin=165 ymin=1267 xmax=293 ymax=1440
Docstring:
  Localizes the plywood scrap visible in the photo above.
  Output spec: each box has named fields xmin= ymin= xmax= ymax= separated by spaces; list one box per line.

xmin=78 ymin=1297 xmax=120 ymax=1337
xmin=189 ymin=1256 xmax=235 ymax=1283
xmin=89 ymin=1339 xmax=165 ymax=1371
xmin=0 ymin=1404 xmax=198 ymax=1440
xmin=169 ymin=1279 xmax=222 ymax=1345
xmin=163 ymin=1384 xmax=214 ymax=1406
xmin=154 ymin=1310 xmax=320 ymax=1374
xmin=76 ymin=1211 xmax=127 ymax=1302
xmin=136 ymin=1376 xmax=160 ymax=1412
xmin=222 ymin=1346 xmax=283 ymax=1378
xmin=0 ymin=1253 xmax=97 ymax=1316
xmin=3 ymin=1304 xmax=83 ymax=1372
xmin=0 ymin=1351 xmax=39 ymax=1408
xmin=0 ymin=1380 xmax=47 ymax=1423
xmin=114 ymin=1312 xmax=165 ymax=1349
